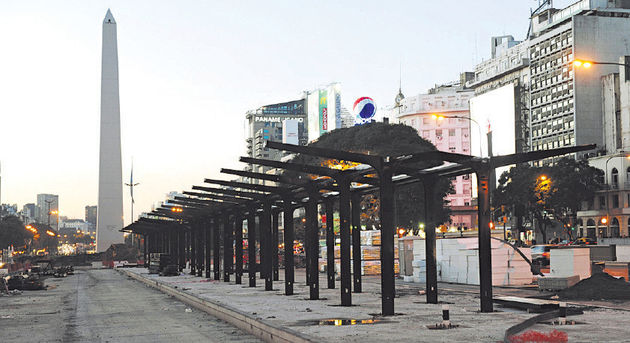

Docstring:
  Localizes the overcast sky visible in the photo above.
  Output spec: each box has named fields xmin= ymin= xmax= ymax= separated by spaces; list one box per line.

xmin=0 ymin=0 xmax=577 ymax=224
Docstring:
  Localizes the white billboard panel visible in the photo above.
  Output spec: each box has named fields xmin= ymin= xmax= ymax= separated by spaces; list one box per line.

xmin=282 ymin=119 xmax=299 ymax=145
xmin=469 ymin=83 xmax=516 ymax=190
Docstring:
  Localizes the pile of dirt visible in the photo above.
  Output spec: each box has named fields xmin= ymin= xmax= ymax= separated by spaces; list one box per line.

xmin=102 ymin=244 xmax=139 ymax=262
xmin=558 ymin=272 xmax=630 ymax=300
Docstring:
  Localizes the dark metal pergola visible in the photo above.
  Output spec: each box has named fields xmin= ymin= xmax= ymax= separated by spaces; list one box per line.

xmin=123 ymin=141 xmax=594 ymax=315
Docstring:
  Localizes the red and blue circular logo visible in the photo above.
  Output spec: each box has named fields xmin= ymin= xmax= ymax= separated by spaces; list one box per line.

xmin=353 ymin=97 xmax=376 ymax=124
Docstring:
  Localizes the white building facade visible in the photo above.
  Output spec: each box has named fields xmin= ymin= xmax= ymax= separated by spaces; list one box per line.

xmin=396 ymin=82 xmax=476 ymax=230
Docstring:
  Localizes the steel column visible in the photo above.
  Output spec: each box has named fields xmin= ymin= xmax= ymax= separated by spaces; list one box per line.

xmin=205 ymin=220 xmax=211 ymax=278
xmin=325 ymin=199 xmax=335 ymax=289
xmin=272 ymin=210 xmax=280 ymax=281
xmin=178 ymin=230 xmax=185 ymax=271
xmin=282 ymin=197 xmax=295 ymax=295
xmin=351 ymin=193 xmax=362 ymax=293
xmin=213 ymin=218 xmax=221 ymax=280
xmin=190 ymin=227 xmax=196 ymax=275
xmin=143 ymin=234 xmax=148 ymax=267
xmin=224 ymin=213 xmax=233 ymax=282
xmin=197 ymin=225 xmax=203 ymax=277
xmin=424 ymin=180 xmax=438 ymax=304
xmin=261 ymin=201 xmax=273 ymax=291
xmin=306 ymin=189 xmax=319 ymax=300
xmin=477 ymin=170 xmax=493 ymax=312
xmin=379 ymin=165 xmax=396 ymax=316
xmin=248 ymin=210 xmax=257 ymax=287
xmin=235 ymin=215 xmax=243 ymax=284
xmin=339 ymin=178 xmax=352 ymax=306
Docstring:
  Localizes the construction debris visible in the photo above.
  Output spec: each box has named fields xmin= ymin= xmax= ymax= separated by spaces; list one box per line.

xmin=558 ymin=272 xmax=630 ymax=300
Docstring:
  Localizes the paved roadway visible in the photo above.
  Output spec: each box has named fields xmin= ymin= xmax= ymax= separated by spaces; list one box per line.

xmin=0 ymin=268 xmax=262 ymax=342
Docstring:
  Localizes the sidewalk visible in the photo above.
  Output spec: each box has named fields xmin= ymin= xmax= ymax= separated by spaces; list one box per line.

xmin=120 ymin=267 xmax=630 ymax=342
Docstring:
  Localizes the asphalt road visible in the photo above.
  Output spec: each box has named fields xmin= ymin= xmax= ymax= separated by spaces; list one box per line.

xmin=0 ymin=268 xmax=262 ymax=342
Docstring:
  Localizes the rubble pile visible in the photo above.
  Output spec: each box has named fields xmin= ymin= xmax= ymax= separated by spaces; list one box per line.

xmin=102 ymin=244 xmax=140 ymax=263
xmin=559 ymin=272 xmax=630 ymax=300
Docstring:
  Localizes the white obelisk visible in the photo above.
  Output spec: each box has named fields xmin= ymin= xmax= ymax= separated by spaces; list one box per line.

xmin=96 ymin=9 xmax=124 ymax=252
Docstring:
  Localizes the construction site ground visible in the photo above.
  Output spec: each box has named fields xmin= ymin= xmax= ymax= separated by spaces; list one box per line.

xmin=0 ymin=268 xmax=261 ymax=343
xmin=120 ymin=267 xmax=630 ymax=342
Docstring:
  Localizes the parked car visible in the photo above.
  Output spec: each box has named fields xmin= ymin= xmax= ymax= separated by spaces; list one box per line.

xmin=572 ymin=237 xmax=597 ymax=245
xmin=531 ymin=245 xmax=555 ymax=266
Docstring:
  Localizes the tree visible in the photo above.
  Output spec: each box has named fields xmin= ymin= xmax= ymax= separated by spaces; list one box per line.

xmin=286 ymin=122 xmax=453 ymax=232
xmin=0 ymin=215 xmax=30 ymax=250
xmin=494 ymin=158 xmax=603 ymax=244
xmin=494 ymin=164 xmax=537 ymax=243
xmin=546 ymin=158 xmax=604 ymax=240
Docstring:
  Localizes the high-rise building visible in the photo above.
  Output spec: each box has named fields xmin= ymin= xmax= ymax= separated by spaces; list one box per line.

xmin=36 ymin=194 xmax=59 ymax=230
xmin=577 ymin=56 xmax=630 ymax=238
xmin=468 ymin=0 xmax=630 ymax=167
xmin=528 ymin=1 xmax=630 ymax=164
xmin=21 ymin=203 xmax=37 ymax=224
xmin=96 ymin=9 xmax=124 ymax=252
xmin=85 ymin=205 xmax=97 ymax=226
xmin=245 ymin=99 xmax=308 ymax=170
xmin=395 ymin=80 xmax=476 ymax=230
xmin=244 ymin=83 xmax=349 ymax=176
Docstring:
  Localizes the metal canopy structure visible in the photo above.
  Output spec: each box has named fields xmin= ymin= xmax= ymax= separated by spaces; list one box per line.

xmin=123 ymin=140 xmax=595 ymax=316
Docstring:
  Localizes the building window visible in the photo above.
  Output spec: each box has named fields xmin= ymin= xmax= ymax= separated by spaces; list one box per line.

xmin=613 ymin=194 xmax=620 ymax=208
xmin=436 ymin=129 xmax=443 ymax=137
xmin=449 ymin=129 xmax=456 ymax=137
xmin=612 ymin=168 xmax=619 ymax=187
xmin=599 ymin=196 xmax=606 ymax=209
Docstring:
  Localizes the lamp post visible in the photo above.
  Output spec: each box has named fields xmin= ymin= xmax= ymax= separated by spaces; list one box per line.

xmin=573 ymin=59 xmax=630 ymax=69
xmin=431 ymin=113 xmax=484 ymax=157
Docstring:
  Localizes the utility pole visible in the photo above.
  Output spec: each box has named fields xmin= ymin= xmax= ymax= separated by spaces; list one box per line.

xmin=125 ymin=160 xmax=140 ymax=246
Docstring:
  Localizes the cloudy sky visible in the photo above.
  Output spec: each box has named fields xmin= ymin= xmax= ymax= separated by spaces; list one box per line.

xmin=0 ymin=0 xmax=577 ymax=224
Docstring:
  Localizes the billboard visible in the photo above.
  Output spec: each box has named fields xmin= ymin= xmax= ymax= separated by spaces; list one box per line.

xmin=469 ymin=83 xmax=517 ymax=189
xmin=307 ymin=83 xmax=341 ymax=142
xmin=319 ymin=89 xmax=328 ymax=133
xmin=282 ymin=119 xmax=299 ymax=145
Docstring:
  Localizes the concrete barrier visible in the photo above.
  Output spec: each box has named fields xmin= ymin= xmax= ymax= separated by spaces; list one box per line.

xmin=117 ymin=269 xmax=316 ymax=343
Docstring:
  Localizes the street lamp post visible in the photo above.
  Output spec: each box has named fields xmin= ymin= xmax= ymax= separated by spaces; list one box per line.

xmin=431 ymin=113 xmax=484 ymax=157
xmin=573 ymin=59 xmax=630 ymax=69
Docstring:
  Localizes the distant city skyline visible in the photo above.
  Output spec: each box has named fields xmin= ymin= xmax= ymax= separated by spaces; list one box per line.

xmin=0 ymin=0 xmax=577 ymax=224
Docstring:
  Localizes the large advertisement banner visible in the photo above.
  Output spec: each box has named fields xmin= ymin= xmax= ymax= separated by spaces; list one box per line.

xmin=469 ymin=83 xmax=516 ymax=194
xmin=319 ymin=89 xmax=328 ymax=134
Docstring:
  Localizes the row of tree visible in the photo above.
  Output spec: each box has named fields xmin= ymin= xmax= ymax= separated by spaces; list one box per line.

xmin=493 ymin=158 xmax=604 ymax=243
